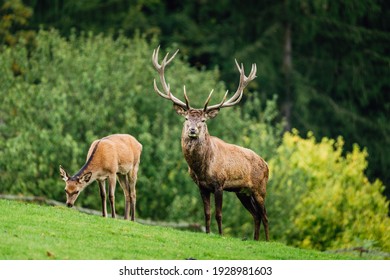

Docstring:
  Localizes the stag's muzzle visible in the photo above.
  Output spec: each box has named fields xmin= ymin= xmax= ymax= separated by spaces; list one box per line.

xmin=188 ymin=128 xmax=198 ymax=138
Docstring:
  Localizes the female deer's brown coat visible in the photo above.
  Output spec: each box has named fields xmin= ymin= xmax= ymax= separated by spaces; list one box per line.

xmin=59 ymin=134 xmax=142 ymax=221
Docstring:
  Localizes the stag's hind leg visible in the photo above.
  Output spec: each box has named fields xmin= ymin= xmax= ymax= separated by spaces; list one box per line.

xmin=236 ymin=193 xmax=261 ymax=241
xmin=252 ymin=191 xmax=269 ymax=241
xmin=260 ymin=204 xmax=269 ymax=241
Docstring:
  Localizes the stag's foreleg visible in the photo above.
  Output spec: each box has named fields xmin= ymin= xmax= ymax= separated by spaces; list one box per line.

xmin=98 ymin=180 xmax=107 ymax=217
xmin=199 ymin=188 xmax=211 ymax=234
xmin=214 ymin=187 xmax=223 ymax=236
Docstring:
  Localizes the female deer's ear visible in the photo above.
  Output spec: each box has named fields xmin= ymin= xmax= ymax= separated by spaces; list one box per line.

xmin=59 ymin=165 xmax=69 ymax=181
xmin=173 ymin=104 xmax=187 ymax=117
xmin=205 ymin=108 xmax=220 ymax=119
xmin=79 ymin=172 xmax=92 ymax=183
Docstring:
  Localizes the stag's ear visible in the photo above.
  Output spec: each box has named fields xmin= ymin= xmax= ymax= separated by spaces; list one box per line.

xmin=79 ymin=172 xmax=92 ymax=184
xmin=173 ymin=104 xmax=187 ymax=117
xmin=205 ymin=108 xmax=220 ymax=119
xmin=59 ymin=165 xmax=70 ymax=182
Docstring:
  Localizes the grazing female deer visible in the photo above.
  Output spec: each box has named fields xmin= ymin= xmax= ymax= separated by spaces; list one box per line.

xmin=59 ymin=134 xmax=142 ymax=221
xmin=152 ymin=46 xmax=269 ymax=241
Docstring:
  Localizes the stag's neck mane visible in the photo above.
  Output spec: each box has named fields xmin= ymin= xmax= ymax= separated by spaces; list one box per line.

xmin=181 ymin=132 xmax=215 ymax=175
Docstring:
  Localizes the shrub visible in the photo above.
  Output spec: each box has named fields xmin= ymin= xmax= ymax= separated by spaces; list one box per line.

xmin=268 ymin=130 xmax=390 ymax=252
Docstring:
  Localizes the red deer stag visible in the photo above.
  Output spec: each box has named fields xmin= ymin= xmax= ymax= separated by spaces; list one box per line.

xmin=59 ymin=134 xmax=142 ymax=221
xmin=152 ymin=46 xmax=269 ymax=241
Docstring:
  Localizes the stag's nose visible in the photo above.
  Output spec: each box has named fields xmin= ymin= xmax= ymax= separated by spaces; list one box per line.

xmin=188 ymin=128 xmax=198 ymax=138
xmin=66 ymin=202 xmax=73 ymax=208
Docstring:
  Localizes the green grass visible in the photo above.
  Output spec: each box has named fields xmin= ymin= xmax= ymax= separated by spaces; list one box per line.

xmin=0 ymin=199 xmax=356 ymax=260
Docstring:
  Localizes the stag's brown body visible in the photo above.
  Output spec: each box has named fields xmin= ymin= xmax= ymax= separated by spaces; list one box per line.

xmin=59 ymin=134 xmax=142 ymax=221
xmin=152 ymin=46 xmax=269 ymax=241
xmin=180 ymin=110 xmax=269 ymax=241
xmin=182 ymin=133 xmax=268 ymax=195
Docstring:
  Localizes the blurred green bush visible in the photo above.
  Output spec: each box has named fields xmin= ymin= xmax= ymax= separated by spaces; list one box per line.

xmin=268 ymin=130 xmax=390 ymax=251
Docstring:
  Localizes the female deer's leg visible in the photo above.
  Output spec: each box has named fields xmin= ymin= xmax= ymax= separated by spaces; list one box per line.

xmin=199 ymin=188 xmax=211 ymax=234
xmin=127 ymin=176 xmax=136 ymax=221
xmin=128 ymin=164 xmax=139 ymax=221
xmin=117 ymin=174 xmax=130 ymax=220
xmin=98 ymin=180 xmax=107 ymax=217
xmin=108 ymin=175 xmax=117 ymax=218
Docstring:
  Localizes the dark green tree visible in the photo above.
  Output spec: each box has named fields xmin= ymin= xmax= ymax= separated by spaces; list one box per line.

xmin=0 ymin=0 xmax=35 ymax=47
xmin=16 ymin=0 xmax=390 ymax=198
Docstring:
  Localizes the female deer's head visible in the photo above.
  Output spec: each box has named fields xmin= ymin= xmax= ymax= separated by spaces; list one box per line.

xmin=59 ymin=165 xmax=92 ymax=207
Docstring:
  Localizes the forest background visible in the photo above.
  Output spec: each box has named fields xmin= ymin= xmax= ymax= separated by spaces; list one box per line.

xmin=0 ymin=0 xmax=389 ymax=253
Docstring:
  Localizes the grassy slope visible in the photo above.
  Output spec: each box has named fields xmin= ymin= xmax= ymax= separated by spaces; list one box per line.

xmin=0 ymin=199 xmax=354 ymax=260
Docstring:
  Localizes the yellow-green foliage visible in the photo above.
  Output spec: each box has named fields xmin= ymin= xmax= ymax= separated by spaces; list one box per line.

xmin=268 ymin=130 xmax=390 ymax=252
xmin=0 ymin=0 xmax=35 ymax=47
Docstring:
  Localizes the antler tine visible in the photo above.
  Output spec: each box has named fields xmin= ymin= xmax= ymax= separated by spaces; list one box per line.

xmin=152 ymin=46 xmax=161 ymax=70
xmin=205 ymin=59 xmax=257 ymax=111
xmin=165 ymin=49 xmax=180 ymax=65
xmin=166 ymin=83 xmax=189 ymax=107
xmin=203 ymin=89 xmax=215 ymax=111
xmin=235 ymin=59 xmax=243 ymax=74
xmin=152 ymin=46 xmax=188 ymax=108
xmin=183 ymin=86 xmax=191 ymax=109
xmin=204 ymin=90 xmax=229 ymax=111
xmin=153 ymin=78 xmax=168 ymax=99
xmin=248 ymin=63 xmax=257 ymax=80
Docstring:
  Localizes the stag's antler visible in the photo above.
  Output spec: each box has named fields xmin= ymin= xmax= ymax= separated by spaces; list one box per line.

xmin=152 ymin=46 xmax=257 ymax=111
xmin=204 ymin=60 xmax=257 ymax=111
xmin=152 ymin=46 xmax=190 ymax=109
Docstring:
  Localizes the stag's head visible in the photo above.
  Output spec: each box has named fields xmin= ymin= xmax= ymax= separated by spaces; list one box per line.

xmin=152 ymin=46 xmax=257 ymax=140
xmin=173 ymin=106 xmax=219 ymax=140
xmin=59 ymin=165 xmax=92 ymax=207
